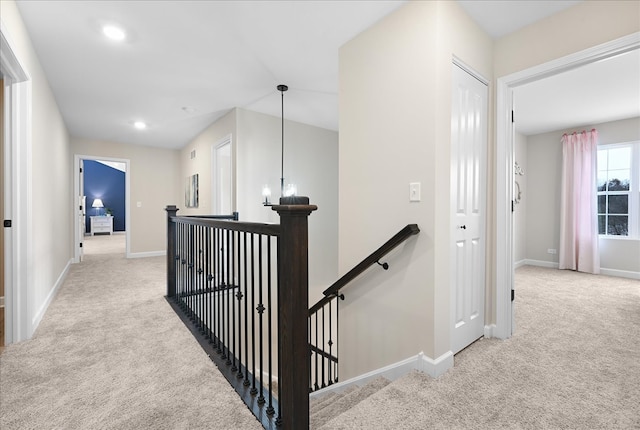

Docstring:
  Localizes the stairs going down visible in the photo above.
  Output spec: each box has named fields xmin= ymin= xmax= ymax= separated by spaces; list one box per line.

xmin=310 ymin=377 xmax=391 ymax=429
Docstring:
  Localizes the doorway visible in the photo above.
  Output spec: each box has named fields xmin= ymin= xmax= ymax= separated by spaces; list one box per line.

xmin=74 ymin=155 xmax=131 ymax=261
xmin=1 ymin=77 xmax=4 ymax=347
xmin=212 ymin=135 xmax=234 ymax=215
xmin=494 ymin=33 xmax=640 ymax=339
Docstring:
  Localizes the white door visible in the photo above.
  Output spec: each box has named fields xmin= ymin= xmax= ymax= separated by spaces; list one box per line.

xmin=78 ymin=159 xmax=85 ymax=261
xmin=212 ymin=136 xmax=233 ymax=215
xmin=451 ymin=63 xmax=488 ymax=354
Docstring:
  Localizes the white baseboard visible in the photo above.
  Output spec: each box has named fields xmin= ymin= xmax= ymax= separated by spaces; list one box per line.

xmin=127 ymin=250 xmax=166 ymax=259
xmin=521 ymin=260 xmax=639 ymax=279
xmin=309 ymin=351 xmax=454 ymax=399
xmin=600 ymin=267 xmax=640 ymax=280
xmin=522 ymin=259 xmax=559 ymax=269
xmin=32 ymin=258 xmax=72 ymax=330
xmin=484 ymin=324 xmax=496 ymax=338
xmin=514 ymin=259 xmax=527 ymax=269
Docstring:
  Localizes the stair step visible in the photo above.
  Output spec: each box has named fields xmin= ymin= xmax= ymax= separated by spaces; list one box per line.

xmin=310 ymin=377 xmax=391 ymax=429
xmin=310 ymin=385 xmax=358 ymax=416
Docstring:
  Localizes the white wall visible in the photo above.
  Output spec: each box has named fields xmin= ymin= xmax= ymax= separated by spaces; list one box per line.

xmin=71 ymin=138 xmax=180 ymax=255
xmin=524 ymin=117 xmax=640 ymax=275
xmin=339 ymin=0 xmax=492 ymax=380
xmin=179 ymin=107 xmax=339 ymax=305
xmin=1 ymin=0 xmax=73 ymax=339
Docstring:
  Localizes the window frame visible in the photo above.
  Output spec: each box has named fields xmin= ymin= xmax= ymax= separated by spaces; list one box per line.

xmin=597 ymin=141 xmax=640 ymax=239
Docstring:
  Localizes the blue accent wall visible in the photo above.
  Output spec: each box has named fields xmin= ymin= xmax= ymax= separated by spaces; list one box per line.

xmin=84 ymin=160 xmax=126 ymax=232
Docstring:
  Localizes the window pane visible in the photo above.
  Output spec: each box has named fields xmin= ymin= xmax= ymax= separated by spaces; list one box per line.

xmin=597 ymin=149 xmax=607 ymax=172
xmin=598 ymin=215 xmax=606 ymax=234
xmin=598 ymin=195 xmax=606 ymax=213
xmin=608 ymin=195 xmax=628 ymax=214
xmin=607 ymin=147 xmax=631 ymax=170
xmin=597 ymin=172 xmax=607 ymax=191
xmin=607 ymin=169 xmax=630 ymax=191
xmin=607 ymin=215 xmax=628 ymax=236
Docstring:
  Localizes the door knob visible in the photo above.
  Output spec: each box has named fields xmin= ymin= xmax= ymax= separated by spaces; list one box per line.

xmin=459 ymin=225 xmax=466 ymax=229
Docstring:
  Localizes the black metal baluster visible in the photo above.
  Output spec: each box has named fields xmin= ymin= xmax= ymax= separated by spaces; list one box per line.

xmin=194 ymin=226 xmax=204 ymax=334
xmin=215 ymin=227 xmax=221 ymax=353
xmin=266 ymin=236 xmax=275 ymax=416
xmin=236 ymin=230 xmax=243 ymax=379
xmin=315 ymin=311 xmax=319 ymax=391
xmin=321 ymin=306 xmax=326 ymax=388
xmin=336 ymin=292 xmax=340 ymax=384
xmin=276 ymin=235 xmax=282 ymax=426
xmin=257 ymin=234 xmax=265 ymax=405
xmin=328 ymin=301 xmax=333 ymax=385
xmin=250 ymin=233 xmax=258 ymax=396
xmin=225 ymin=228 xmax=232 ymax=366
xmin=218 ymin=227 xmax=224 ymax=356
xmin=243 ymin=231 xmax=250 ymax=387
xmin=231 ymin=229 xmax=237 ymax=372
xmin=207 ymin=227 xmax=213 ymax=342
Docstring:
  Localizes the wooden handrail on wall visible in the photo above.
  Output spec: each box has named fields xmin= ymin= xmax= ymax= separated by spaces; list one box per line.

xmin=307 ymin=224 xmax=419 ymax=392
xmin=322 ymin=224 xmax=419 ymax=303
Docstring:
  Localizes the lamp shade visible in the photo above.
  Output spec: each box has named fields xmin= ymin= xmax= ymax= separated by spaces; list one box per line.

xmin=92 ymin=198 xmax=104 ymax=208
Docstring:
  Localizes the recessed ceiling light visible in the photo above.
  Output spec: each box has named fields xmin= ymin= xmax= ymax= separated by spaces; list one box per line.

xmin=103 ymin=25 xmax=126 ymax=41
xmin=133 ymin=121 xmax=147 ymax=130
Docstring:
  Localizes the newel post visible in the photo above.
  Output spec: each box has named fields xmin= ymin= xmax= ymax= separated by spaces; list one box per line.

xmin=165 ymin=205 xmax=179 ymax=298
xmin=272 ymin=196 xmax=317 ymax=430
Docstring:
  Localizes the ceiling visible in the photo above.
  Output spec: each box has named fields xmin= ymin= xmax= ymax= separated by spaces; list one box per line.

xmin=13 ymin=0 xmax=637 ymax=149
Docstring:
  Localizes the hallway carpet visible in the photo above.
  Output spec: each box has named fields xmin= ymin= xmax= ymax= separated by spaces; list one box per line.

xmin=0 ymin=247 xmax=262 ymax=429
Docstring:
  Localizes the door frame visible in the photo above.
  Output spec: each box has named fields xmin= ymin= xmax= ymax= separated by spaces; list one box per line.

xmin=211 ymin=134 xmax=234 ymax=215
xmin=494 ymin=32 xmax=640 ymax=339
xmin=1 ymin=21 xmax=33 ymax=344
xmin=73 ymin=154 xmax=131 ymax=260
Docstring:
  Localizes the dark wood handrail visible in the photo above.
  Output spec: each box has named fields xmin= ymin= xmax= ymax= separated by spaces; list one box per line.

xmin=170 ymin=215 xmax=280 ymax=236
xmin=321 ymin=224 xmax=419 ymax=299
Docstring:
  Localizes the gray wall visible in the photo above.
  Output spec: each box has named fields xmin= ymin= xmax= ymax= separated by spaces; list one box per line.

xmin=522 ymin=117 xmax=640 ymax=275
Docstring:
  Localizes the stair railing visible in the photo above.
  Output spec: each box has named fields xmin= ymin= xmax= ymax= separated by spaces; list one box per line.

xmin=308 ymin=224 xmax=420 ymax=392
xmin=165 ymin=198 xmax=316 ymax=430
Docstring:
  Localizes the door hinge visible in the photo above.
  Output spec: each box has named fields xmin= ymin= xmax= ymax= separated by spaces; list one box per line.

xmin=80 ymin=167 xmax=83 ymax=173
xmin=511 ymin=110 xmax=514 ymax=123
xmin=80 ymin=242 xmax=83 ymax=248
xmin=3 ymin=220 xmax=11 ymax=228
xmin=511 ymin=289 xmax=515 ymax=301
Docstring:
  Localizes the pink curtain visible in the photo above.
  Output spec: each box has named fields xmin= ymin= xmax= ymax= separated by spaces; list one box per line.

xmin=559 ymin=129 xmax=600 ymax=274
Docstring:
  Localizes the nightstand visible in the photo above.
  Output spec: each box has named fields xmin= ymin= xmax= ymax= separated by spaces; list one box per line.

xmin=90 ymin=216 xmax=113 ymax=235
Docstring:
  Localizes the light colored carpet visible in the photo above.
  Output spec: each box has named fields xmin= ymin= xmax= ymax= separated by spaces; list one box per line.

xmin=312 ymin=266 xmax=640 ymax=429
xmin=2 ymin=252 xmax=638 ymax=429
xmin=83 ymin=233 xmax=126 ymax=256
xmin=0 ymin=248 xmax=262 ymax=429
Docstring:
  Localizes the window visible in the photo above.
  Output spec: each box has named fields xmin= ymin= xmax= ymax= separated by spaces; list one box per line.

xmin=597 ymin=142 xmax=639 ymax=238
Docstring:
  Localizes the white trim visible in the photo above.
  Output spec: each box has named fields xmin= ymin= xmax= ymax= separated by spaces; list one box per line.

xmin=127 ymin=250 xmax=166 ymax=259
xmin=452 ymin=55 xmax=489 ymax=86
xmin=521 ymin=259 xmax=560 ymax=269
xmin=74 ymin=154 xmax=131 ymax=261
xmin=599 ymin=268 xmax=640 ymax=280
xmin=309 ymin=351 xmax=454 ymax=399
xmin=211 ymin=134 xmax=234 ymax=215
xmin=31 ymin=258 xmax=71 ymax=330
xmin=1 ymin=21 xmax=33 ymax=344
xmin=494 ymin=32 xmax=640 ymax=341
xmin=514 ymin=259 xmax=527 ymax=269
xmin=484 ymin=324 xmax=496 ymax=338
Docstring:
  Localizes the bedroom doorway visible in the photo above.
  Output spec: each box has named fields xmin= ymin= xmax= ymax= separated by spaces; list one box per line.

xmin=74 ymin=155 xmax=131 ymax=261
xmin=495 ymin=33 xmax=640 ymax=339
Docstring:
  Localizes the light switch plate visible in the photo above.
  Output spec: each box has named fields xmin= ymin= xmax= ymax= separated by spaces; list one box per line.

xmin=409 ymin=182 xmax=421 ymax=202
